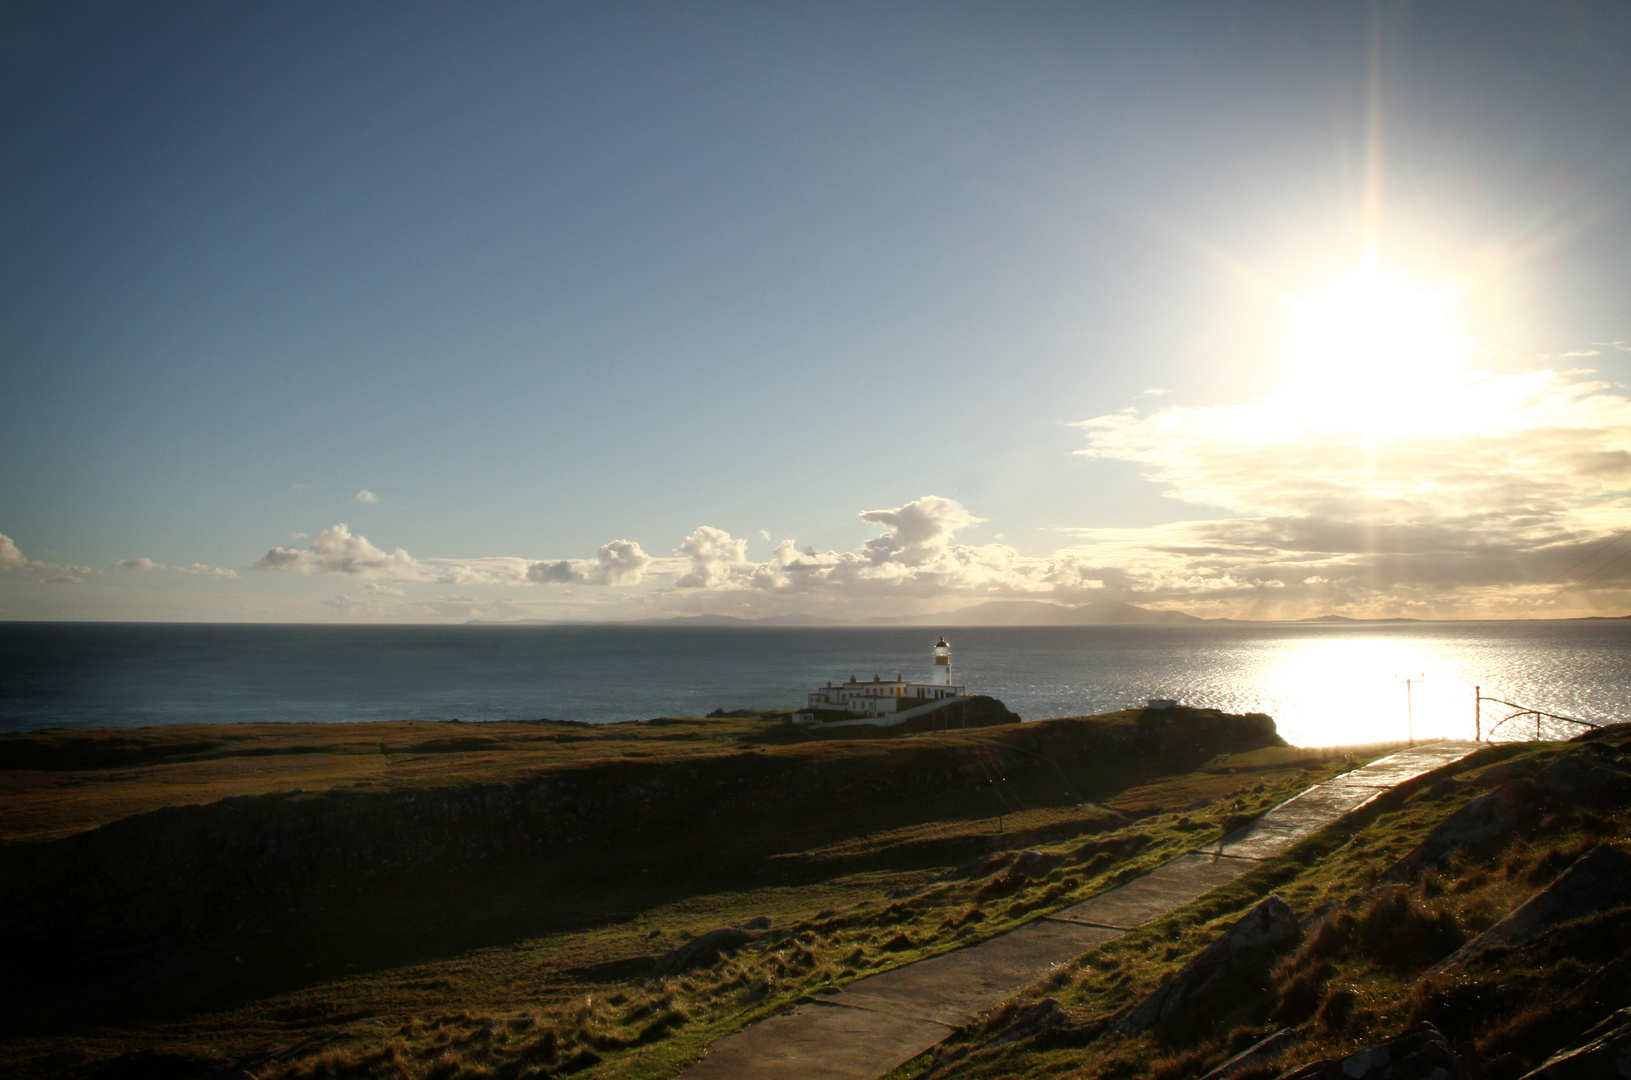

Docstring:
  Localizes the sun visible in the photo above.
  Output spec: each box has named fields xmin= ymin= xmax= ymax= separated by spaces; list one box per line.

xmin=1280 ymin=257 xmax=1466 ymax=433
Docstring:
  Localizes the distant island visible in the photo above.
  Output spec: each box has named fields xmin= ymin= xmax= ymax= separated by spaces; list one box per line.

xmin=547 ymin=599 xmax=1629 ymax=628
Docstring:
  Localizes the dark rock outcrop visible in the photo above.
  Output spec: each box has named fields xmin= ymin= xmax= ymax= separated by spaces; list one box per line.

xmin=1117 ymin=894 xmax=1302 ymax=1038
xmin=987 ymin=998 xmax=1065 ymax=1048
xmin=651 ymin=916 xmax=772 ymax=978
xmin=1197 ymin=1028 xmax=1303 ymax=1080
xmin=1277 ymin=1022 xmax=1469 ymax=1079
xmin=1009 ymin=850 xmax=1064 ymax=879
xmin=1534 ymin=753 xmax=1631 ymax=806
xmin=1434 ymin=845 xmax=1631 ymax=971
xmin=1387 ymin=782 xmax=1530 ymax=880
xmin=1520 ymin=1007 xmax=1631 ymax=1078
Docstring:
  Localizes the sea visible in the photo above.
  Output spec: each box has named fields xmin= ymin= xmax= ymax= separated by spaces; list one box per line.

xmin=1 ymin=620 xmax=1626 ymax=748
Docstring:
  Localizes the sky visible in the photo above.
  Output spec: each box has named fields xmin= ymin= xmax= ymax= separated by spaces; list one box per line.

xmin=1 ymin=1 xmax=1629 ymax=624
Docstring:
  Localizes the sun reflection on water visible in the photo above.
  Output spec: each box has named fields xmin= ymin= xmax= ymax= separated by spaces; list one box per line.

xmin=1255 ymin=637 xmax=1474 ymax=747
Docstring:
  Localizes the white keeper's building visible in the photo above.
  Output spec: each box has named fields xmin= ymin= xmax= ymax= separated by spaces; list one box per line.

xmin=793 ymin=636 xmax=966 ymax=723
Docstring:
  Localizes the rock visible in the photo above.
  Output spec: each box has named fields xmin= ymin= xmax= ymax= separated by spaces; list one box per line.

xmin=1198 ymin=1028 xmax=1304 ymax=1080
xmin=1434 ymin=845 xmax=1631 ymax=971
xmin=1534 ymin=753 xmax=1631 ymax=806
xmin=988 ymin=999 xmax=1065 ymax=1048
xmin=651 ymin=919 xmax=768 ymax=977
xmin=1519 ymin=1007 xmax=1631 ymax=1077
xmin=1276 ymin=1023 xmax=1469 ymax=1079
xmin=952 ymin=852 xmax=1013 ymax=879
xmin=1478 ymin=759 xmax=1538 ymax=788
xmin=1117 ymin=894 xmax=1302 ymax=1037
xmin=1387 ymin=783 xmax=1530 ymax=881
xmin=1571 ymin=954 xmax=1631 ymax=1016
xmin=1010 ymin=850 xmax=1063 ymax=878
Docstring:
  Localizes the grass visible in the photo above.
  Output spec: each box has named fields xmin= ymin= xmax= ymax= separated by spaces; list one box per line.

xmin=0 ymin=705 xmax=1384 ymax=1079
xmin=885 ymin=731 xmax=1631 ymax=1080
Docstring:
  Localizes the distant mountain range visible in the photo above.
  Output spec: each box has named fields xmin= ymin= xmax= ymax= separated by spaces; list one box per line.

xmin=632 ymin=599 xmax=1202 ymax=628
xmin=512 ymin=602 xmax=1631 ymax=629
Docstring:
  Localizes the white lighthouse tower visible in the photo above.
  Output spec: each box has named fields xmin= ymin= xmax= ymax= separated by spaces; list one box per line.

xmin=932 ymin=636 xmax=952 ymax=686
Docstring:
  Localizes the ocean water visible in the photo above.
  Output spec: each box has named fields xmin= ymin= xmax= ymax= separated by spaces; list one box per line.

xmin=0 ymin=620 xmax=1626 ymax=747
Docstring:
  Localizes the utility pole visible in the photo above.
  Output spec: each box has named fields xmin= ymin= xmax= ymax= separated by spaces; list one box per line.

xmin=1396 ymin=674 xmax=1424 ymax=747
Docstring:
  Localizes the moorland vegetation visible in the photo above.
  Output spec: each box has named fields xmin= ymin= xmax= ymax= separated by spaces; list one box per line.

xmin=2 ymin=703 xmax=1625 ymax=1080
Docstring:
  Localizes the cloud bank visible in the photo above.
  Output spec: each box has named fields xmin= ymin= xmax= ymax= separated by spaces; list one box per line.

xmin=1065 ymin=367 xmax=1631 ymax=617
xmin=243 ymin=366 xmax=1631 ymax=620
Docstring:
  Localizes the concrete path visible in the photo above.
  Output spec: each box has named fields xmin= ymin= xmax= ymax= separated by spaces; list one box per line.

xmin=680 ymin=741 xmax=1478 ymax=1080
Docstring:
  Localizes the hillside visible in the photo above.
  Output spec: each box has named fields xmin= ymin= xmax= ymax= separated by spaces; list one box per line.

xmin=883 ymin=728 xmax=1631 ymax=1080
xmin=5 ymin=712 xmax=1626 ymax=1080
xmin=4 ymin=705 xmax=1307 ymax=1079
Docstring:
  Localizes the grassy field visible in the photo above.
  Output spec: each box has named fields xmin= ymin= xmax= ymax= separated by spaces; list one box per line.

xmin=882 ymin=729 xmax=1631 ymax=1080
xmin=30 ymin=706 xmax=1620 ymax=1080
xmin=0 ymin=705 xmax=1394 ymax=1079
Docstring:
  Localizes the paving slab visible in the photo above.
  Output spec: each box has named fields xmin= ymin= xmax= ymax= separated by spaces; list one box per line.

xmin=1345 ymin=742 xmax=1479 ymax=787
xmin=835 ymin=918 xmax=1121 ymax=1026
xmin=1202 ymin=785 xmax=1382 ymax=859
xmin=1202 ymin=744 xmax=1478 ymax=859
xmin=680 ymin=1000 xmax=951 ymax=1080
xmin=1050 ymin=852 xmax=1260 ymax=928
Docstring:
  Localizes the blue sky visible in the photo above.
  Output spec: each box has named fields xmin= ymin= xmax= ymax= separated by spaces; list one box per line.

xmin=3 ymin=2 xmax=1629 ymax=622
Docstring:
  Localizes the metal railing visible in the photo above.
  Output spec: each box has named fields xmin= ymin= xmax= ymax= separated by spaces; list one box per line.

xmin=1475 ymin=685 xmax=1600 ymax=741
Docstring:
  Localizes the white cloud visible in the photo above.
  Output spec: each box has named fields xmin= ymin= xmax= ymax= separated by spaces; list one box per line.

xmin=759 ymin=529 xmax=772 ymax=541
xmin=529 ymin=540 xmax=654 ymax=586
xmin=180 ymin=563 xmax=239 ymax=579
xmin=859 ymin=496 xmax=984 ymax=566
xmin=675 ymin=526 xmax=750 ymax=588
xmin=257 ymin=523 xmax=429 ymax=580
xmin=257 ymin=525 xmax=652 ymax=589
xmin=361 ymin=582 xmax=404 ymax=595
xmin=1 ymin=533 xmax=94 ymax=584
xmin=658 ymin=496 xmax=1092 ymax=601
xmin=1 ymin=533 xmax=30 ymax=570
xmin=110 ymin=556 xmax=238 ymax=579
xmin=355 ymin=489 xmax=378 ymax=503
xmin=430 ymin=557 xmax=531 ymax=586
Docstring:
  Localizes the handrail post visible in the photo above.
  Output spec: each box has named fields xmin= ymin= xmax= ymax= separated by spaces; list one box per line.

xmin=1474 ymin=686 xmax=1480 ymax=742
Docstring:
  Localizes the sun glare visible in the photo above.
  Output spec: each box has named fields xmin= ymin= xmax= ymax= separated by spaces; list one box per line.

xmin=1281 ymin=258 xmax=1466 ymax=433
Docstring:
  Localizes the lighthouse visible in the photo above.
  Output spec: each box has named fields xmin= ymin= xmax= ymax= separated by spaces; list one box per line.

xmin=932 ymin=636 xmax=952 ymax=686
xmin=792 ymin=636 xmax=967 ymax=725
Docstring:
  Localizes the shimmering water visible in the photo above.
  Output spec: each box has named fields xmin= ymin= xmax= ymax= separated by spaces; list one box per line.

xmin=1 ymin=620 xmax=1625 ymax=746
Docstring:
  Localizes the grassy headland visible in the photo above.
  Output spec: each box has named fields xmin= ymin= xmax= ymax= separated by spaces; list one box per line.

xmin=0 ymin=705 xmax=1442 ymax=1079
xmin=883 ymin=728 xmax=1631 ymax=1080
